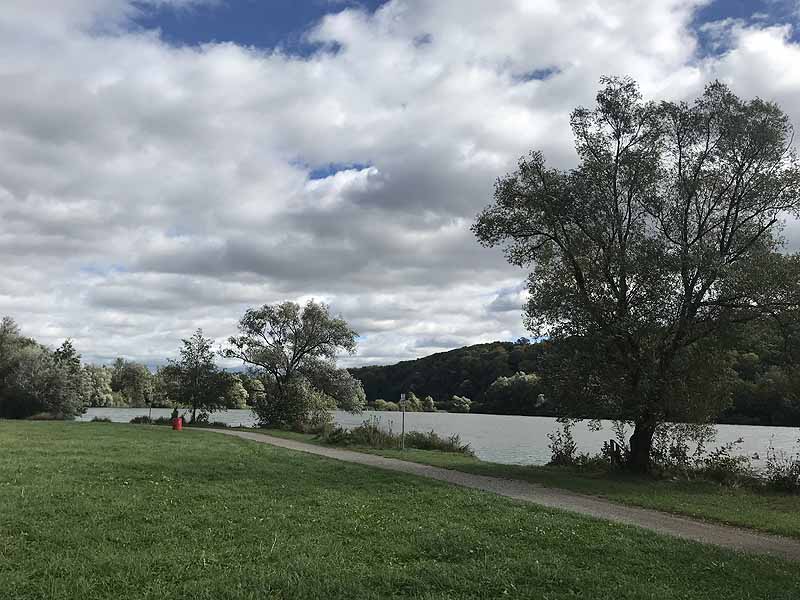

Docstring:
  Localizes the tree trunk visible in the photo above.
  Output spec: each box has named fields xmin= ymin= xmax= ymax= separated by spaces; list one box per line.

xmin=628 ymin=419 xmax=656 ymax=473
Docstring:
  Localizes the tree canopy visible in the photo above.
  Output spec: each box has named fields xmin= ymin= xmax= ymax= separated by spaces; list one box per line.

xmin=223 ymin=301 xmax=365 ymax=429
xmin=473 ymin=77 xmax=800 ymax=471
xmin=0 ymin=318 xmax=89 ymax=419
xmin=160 ymin=329 xmax=232 ymax=422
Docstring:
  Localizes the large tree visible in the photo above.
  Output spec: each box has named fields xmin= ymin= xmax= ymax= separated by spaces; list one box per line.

xmin=223 ymin=301 xmax=365 ymax=429
xmin=0 ymin=318 xmax=89 ymax=419
xmin=473 ymin=77 xmax=800 ymax=471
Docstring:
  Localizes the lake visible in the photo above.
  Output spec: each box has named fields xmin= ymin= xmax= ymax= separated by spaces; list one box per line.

xmin=79 ymin=407 xmax=800 ymax=467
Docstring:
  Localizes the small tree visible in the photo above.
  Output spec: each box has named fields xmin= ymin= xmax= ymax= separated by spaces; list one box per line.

xmin=162 ymin=329 xmax=228 ymax=422
xmin=223 ymin=301 xmax=365 ymax=429
xmin=474 ymin=77 xmax=800 ymax=471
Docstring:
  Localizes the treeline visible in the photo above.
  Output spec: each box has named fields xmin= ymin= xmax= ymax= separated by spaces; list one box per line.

xmin=350 ymin=340 xmax=553 ymax=415
xmin=0 ymin=301 xmax=365 ymax=431
xmin=0 ymin=318 xmax=261 ymax=420
xmin=351 ymin=327 xmax=800 ymax=426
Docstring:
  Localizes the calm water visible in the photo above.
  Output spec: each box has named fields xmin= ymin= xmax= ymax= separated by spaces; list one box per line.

xmin=79 ymin=407 xmax=800 ymax=467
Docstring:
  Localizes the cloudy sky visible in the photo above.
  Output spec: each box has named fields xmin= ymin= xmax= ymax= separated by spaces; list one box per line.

xmin=1 ymin=0 xmax=800 ymax=368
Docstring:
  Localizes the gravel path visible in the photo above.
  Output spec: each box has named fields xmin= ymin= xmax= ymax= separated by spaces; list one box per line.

xmin=202 ymin=428 xmax=800 ymax=562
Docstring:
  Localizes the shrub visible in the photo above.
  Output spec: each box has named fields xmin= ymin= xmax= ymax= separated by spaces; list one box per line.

xmin=210 ymin=421 xmax=228 ymax=429
xmin=318 ymin=418 xmax=474 ymax=455
xmin=153 ymin=416 xmax=172 ymax=425
xmin=373 ymin=399 xmax=399 ymax=411
xmin=404 ymin=430 xmax=475 ymax=457
xmin=252 ymin=377 xmax=336 ymax=430
xmin=129 ymin=416 xmax=152 ymax=424
xmin=346 ymin=417 xmax=399 ymax=447
xmin=449 ymin=395 xmax=472 ymax=413
xmin=695 ymin=439 xmax=755 ymax=486
xmin=90 ymin=416 xmax=112 ymax=423
xmin=547 ymin=421 xmax=579 ymax=466
xmin=764 ymin=439 xmax=800 ymax=492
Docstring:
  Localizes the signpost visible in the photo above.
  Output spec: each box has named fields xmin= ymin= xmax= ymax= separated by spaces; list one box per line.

xmin=399 ymin=393 xmax=406 ymax=451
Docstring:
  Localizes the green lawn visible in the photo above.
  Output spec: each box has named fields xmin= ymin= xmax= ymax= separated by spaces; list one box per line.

xmin=260 ymin=428 xmax=800 ymax=540
xmin=1 ymin=422 xmax=799 ymax=600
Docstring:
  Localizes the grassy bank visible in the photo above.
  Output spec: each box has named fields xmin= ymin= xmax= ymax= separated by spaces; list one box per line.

xmin=2 ymin=422 xmax=799 ymax=599
xmin=261 ymin=429 xmax=800 ymax=540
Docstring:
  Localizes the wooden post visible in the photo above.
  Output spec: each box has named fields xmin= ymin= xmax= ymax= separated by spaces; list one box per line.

xmin=400 ymin=393 xmax=406 ymax=450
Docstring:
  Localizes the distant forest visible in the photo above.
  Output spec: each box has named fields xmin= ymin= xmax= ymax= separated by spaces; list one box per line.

xmin=349 ymin=331 xmax=800 ymax=427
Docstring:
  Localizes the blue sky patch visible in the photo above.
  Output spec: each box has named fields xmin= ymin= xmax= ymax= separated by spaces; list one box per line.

xmin=308 ymin=162 xmax=372 ymax=180
xmin=131 ymin=0 xmax=389 ymax=54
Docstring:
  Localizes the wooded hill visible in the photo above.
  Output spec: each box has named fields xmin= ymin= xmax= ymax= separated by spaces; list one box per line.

xmin=349 ymin=340 xmax=552 ymax=414
xmin=349 ymin=335 xmax=800 ymax=426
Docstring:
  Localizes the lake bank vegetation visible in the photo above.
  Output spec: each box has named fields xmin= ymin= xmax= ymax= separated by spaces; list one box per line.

xmin=0 ymin=301 xmax=365 ymax=431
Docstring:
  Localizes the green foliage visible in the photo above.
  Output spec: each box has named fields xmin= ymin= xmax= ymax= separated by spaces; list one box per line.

xmin=0 ymin=318 xmax=88 ymax=419
xmin=765 ymin=440 xmax=800 ymax=492
xmin=350 ymin=339 xmax=545 ymax=406
xmin=129 ymin=416 xmax=152 ymax=424
xmin=251 ymin=377 xmax=337 ymax=431
xmin=318 ymin=418 xmax=475 ymax=456
xmin=473 ymin=77 xmax=800 ymax=471
xmin=84 ymin=365 xmax=114 ymax=407
xmin=372 ymin=399 xmax=399 ymax=411
xmin=110 ymin=358 xmax=153 ymax=407
xmin=225 ymin=375 xmax=249 ymax=409
xmin=547 ymin=421 xmax=580 ymax=466
xmin=404 ymin=430 xmax=474 ymax=456
xmin=224 ymin=301 xmax=363 ymax=428
xmin=159 ymin=329 xmax=231 ymax=421
xmin=484 ymin=371 xmax=548 ymax=415
xmin=240 ymin=375 xmax=265 ymax=407
xmin=448 ymin=395 xmax=472 ymax=413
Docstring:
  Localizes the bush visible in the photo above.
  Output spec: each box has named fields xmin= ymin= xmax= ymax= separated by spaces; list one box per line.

xmin=764 ymin=439 xmax=800 ymax=492
xmin=210 ymin=421 xmax=229 ymax=429
xmin=129 ymin=416 xmax=152 ymax=424
xmin=318 ymin=418 xmax=474 ymax=456
xmin=90 ymin=416 xmax=112 ymax=423
xmin=373 ymin=399 xmax=399 ymax=411
xmin=695 ymin=439 xmax=755 ymax=486
xmin=252 ymin=377 xmax=336 ymax=430
xmin=404 ymin=430 xmax=474 ymax=456
xmin=449 ymin=395 xmax=472 ymax=413
xmin=153 ymin=416 xmax=173 ymax=425
xmin=547 ymin=421 xmax=579 ymax=466
xmin=345 ymin=417 xmax=399 ymax=447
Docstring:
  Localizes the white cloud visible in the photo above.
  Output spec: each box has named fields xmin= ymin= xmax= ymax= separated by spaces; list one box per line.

xmin=0 ymin=0 xmax=798 ymax=366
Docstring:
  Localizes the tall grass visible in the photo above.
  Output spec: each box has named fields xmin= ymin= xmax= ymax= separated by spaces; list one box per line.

xmin=318 ymin=417 xmax=474 ymax=456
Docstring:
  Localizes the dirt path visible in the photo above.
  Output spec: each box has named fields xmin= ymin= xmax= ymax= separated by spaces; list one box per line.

xmin=202 ymin=428 xmax=800 ymax=562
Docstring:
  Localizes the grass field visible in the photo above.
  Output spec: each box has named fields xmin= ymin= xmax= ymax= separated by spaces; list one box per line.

xmin=1 ymin=421 xmax=799 ymax=599
xmin=262 ymin=428 xmax=800 ymax=540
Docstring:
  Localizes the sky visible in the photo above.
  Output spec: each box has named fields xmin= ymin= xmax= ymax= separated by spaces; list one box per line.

xmin=1 ymin=0 xmax=800 ymax=368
